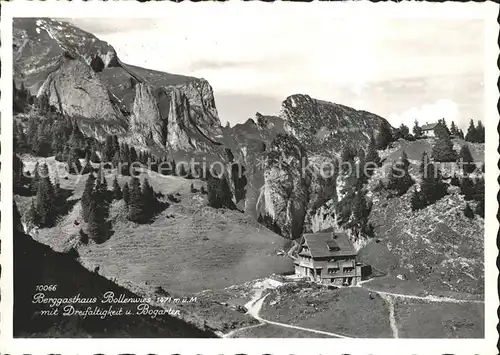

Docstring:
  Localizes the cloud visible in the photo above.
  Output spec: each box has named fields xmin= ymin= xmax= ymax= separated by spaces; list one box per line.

xmin=387 ymin=99 xmax=464 ymax=131
xmin=64 ymin=16 xmax=484 ymax=125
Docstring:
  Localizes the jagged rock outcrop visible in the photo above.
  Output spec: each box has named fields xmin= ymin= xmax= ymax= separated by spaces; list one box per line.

xmin=281 ymin=94 xmax=388 ymax=153
xmin=14 ymin=18 xmax=222 ymax=152
xmin=130 ymin=81 xmax=222 ymax=151
xmin=258 ymin=134 xmax=310 ymax=239
xmin=37 ymin=55 xmax=127 ymax=139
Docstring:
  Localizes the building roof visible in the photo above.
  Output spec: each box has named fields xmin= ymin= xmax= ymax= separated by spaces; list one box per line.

xmin=421 ymin=123 xmax=439 ymax=131
xmin=300 ymin=229 xmax=357 ymax=258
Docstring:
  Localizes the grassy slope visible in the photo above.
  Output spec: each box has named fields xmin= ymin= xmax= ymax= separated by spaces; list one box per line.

xmin=260 ymin=284 xmax=392 ymax=338
xmin=17 ymin=156 xmax=293 ymax=295
xmin=394 ymin=298 xmax=484 ymax=338
xmin=14 ymin=230 xmax=216 ymax=337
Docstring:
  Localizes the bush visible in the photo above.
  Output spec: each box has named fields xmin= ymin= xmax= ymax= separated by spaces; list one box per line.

xmin=463 ymin=203 xmax=474 ymax=219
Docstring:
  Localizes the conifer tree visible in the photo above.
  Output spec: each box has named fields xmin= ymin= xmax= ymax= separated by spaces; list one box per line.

xmin=457 ymin=129 xmax=465 ymax=139
xmin=81 ymin=173 xmax=95 ymax=222
xmin=104 ymin=135 xmax=114 ymax=162
xmin=410 ymin=189 xmax=425 ymax=211
xmin=431 ymin=124 xmax=457 ymax=162
xmin=207 ymin=174 xmax=234 ymax=209
xmin=463 ymin=203 xmax=474 ymax=219
xmin=450 ymin=121 xmax=458 ymax=136
xmin=130 ymin=146 xmax=138 ymax=162
xmin=376 ymin=120 xmax=393 ymax=150
xmin=90 ymin=150 xmax=100 ymax=163
xmin=476 ymin=120 xmax=485 ymax=143
xmin=67 ymin=148 xmax=82 ymax=175
xmin=128 ymin=177 xmax=144 ymax=222
xmin=420 ymin=158 xmax=447 ymax=206
xmin=365 ymin=134 xmax=381 ymax=176
xmin=112 ymin=135 xmax=120 ymax=159
xmin=475 ymin=199 xmax=484 ymax=218
xmin=87 ymin=198 xmax=105 ymax=242
xmin=465 ymin=119 xmax=477 ymax=143
xmin=68 ymin=121 xmax=85 ymax=152
xmin=387 ymin=151 xmax=414 ymax=196
xmin=30 ymin=162 xmax=40 ymax=195
xmin=141 ymin=177 xmax=156 ymax=220
xmin=35 ymin=163 xmax=56 ymax=227
xmin=459 ymin=144 xmax=475 ymax=174
xmin=26 ymin=198 xmax=40 ymax=226
xmin=112 ymin=176 xmax=122 ymax=200
xmin=351 ymin=190 xmax=371 ymax=228
xmin=13 ymin=153 xmax=25 ymax=193
xmin=450 ymin=173 xmax=460 ymax=186
xmin=122 ymin=182 xmax=130 ymax=205
xmin=460 ymin=176 xmax=475 ymax=201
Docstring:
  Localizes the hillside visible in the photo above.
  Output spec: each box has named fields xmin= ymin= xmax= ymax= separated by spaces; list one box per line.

xmin=13 ymin=18 xmax=221 ymax=151
xmin=13 ymin=226 xmax=216 ymax=337
xmin=16 ymin=157 xmax=293 ymax=295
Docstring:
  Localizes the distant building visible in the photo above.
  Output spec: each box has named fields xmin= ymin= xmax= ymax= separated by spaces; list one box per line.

xmin=421 ymin=122 xmax=439 ymax=137
xmin=294 ymin=229 xmax=362 ymax=286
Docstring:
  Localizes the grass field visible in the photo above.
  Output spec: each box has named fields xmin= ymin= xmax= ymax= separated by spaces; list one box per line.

xmin=18 ymin=156 xmax=294 ymax=295
xmin=260 ymin=284 xmax=392 ymax=338
xmin=394 ymin=298 xmax=484 ymax=338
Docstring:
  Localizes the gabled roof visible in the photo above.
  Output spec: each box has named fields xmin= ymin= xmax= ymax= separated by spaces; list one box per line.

xmin=299 ymin=229 xmax=357 ymax=258
xmin=421 ymin=123 xmax=439 ymax=131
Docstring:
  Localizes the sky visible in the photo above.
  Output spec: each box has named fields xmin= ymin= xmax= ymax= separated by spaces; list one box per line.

xmin=67 ymin=14 xmax=484 ymax=130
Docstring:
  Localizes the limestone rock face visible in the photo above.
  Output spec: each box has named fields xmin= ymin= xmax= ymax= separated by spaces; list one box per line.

xmin=281 ymin=94 xmax=389 ymax=153
xmin=14 ymin=18 xmax=222 ymax=151
xmin=130 ymin=81 xmax=222 ymax=151
xmin=37 ymin=56 xmax=127 ymax=139
xmin=259 ymin=134 xmax=310 ymax=240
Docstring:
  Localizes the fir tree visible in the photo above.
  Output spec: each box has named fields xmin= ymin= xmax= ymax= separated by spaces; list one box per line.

xmin=351 ymin=190 xmax=371 ymax=228
xmin=130 ymin=146 xmax=138 ymax=162
xmin=68 ymin=121 xmax=85 ymax=151
xmin=465 ymin=119 xmax=477 ymax=143
xmin=112 ymin=176 xmax=122 ymax=200
xmin=25 ymin=198 xmax=40 ymax=227
xmin=376 ymin=120 xmax=393 ymax=150
xmin=476 ymin=120 xmax=485 ymax=143
xmin=128 ymin=177 xmax=144 ymax=222
xmin=81 ymin=173 xmax=96 ymax=222
xmin=122 ymin=182 xmax=130 ymax=205
xmin=450 ymin=173 xmax=460 ymax=186
xmin=13 ymin=153 xmax=25 ymax=193
xmin=450 ymin=121 xmax=458 ymax=136
xmin=457 ymin=129 xmax=465 ymax=139
xmin=67 ymin=148 xmax=82 ymax=175
xmin=410 ymin=189 xmax=425 ymax=211
xmin=459 ymin=176 xmax=475 ymax=201
xmin=420 ymin=159 xmax=448 ymax=206
xmin=112 ymin=135 xmax=120 ymax=159
xmin=90 ymin=150 xmax=100 ymax=163
xmin=190 ymin=183 xmax=196 ymax=193
xmin=104 ymin=135 xmax=114 ymax=162
xmin=431 ymin=124 xmax=457 ymax=162
xmin=141 ymin=177 xmax=156 ymax=220
xmin=387 ymin=151 xmax=414 ymax=196
xmin=30 ymin=162 xmax=40 ymax=195
xmin=459 ymin=144 xmax=475 ymax=174
xmin=475 ymin=199 xmax=484 ymax=218
xmin=87 ymin=198 xmax=105 ymax=242
xmin=35 ymin=163 xmax=56 ymax=227
xmin=463 ymin=203 xmax=474 ymax=219
xmin=207 ymin=174 xmax=235 ymax=209
xmin=365 ymin=134 xmax=381 ymax=176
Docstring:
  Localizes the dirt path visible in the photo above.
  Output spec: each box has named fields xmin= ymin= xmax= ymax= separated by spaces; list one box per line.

xmin=379 ymin=293 xmax=399 ymax=338
xmin=224 ymin=278 xmax=351 ymax=338
xmin=365 ymin=288 xmax=484 ymax=304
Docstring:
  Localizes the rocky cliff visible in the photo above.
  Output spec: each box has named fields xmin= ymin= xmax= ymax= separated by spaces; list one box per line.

xmin=13 ymin=18 xmax=222 ymax=152
xmin=281 ymin=94 xmax=388 ymax=154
